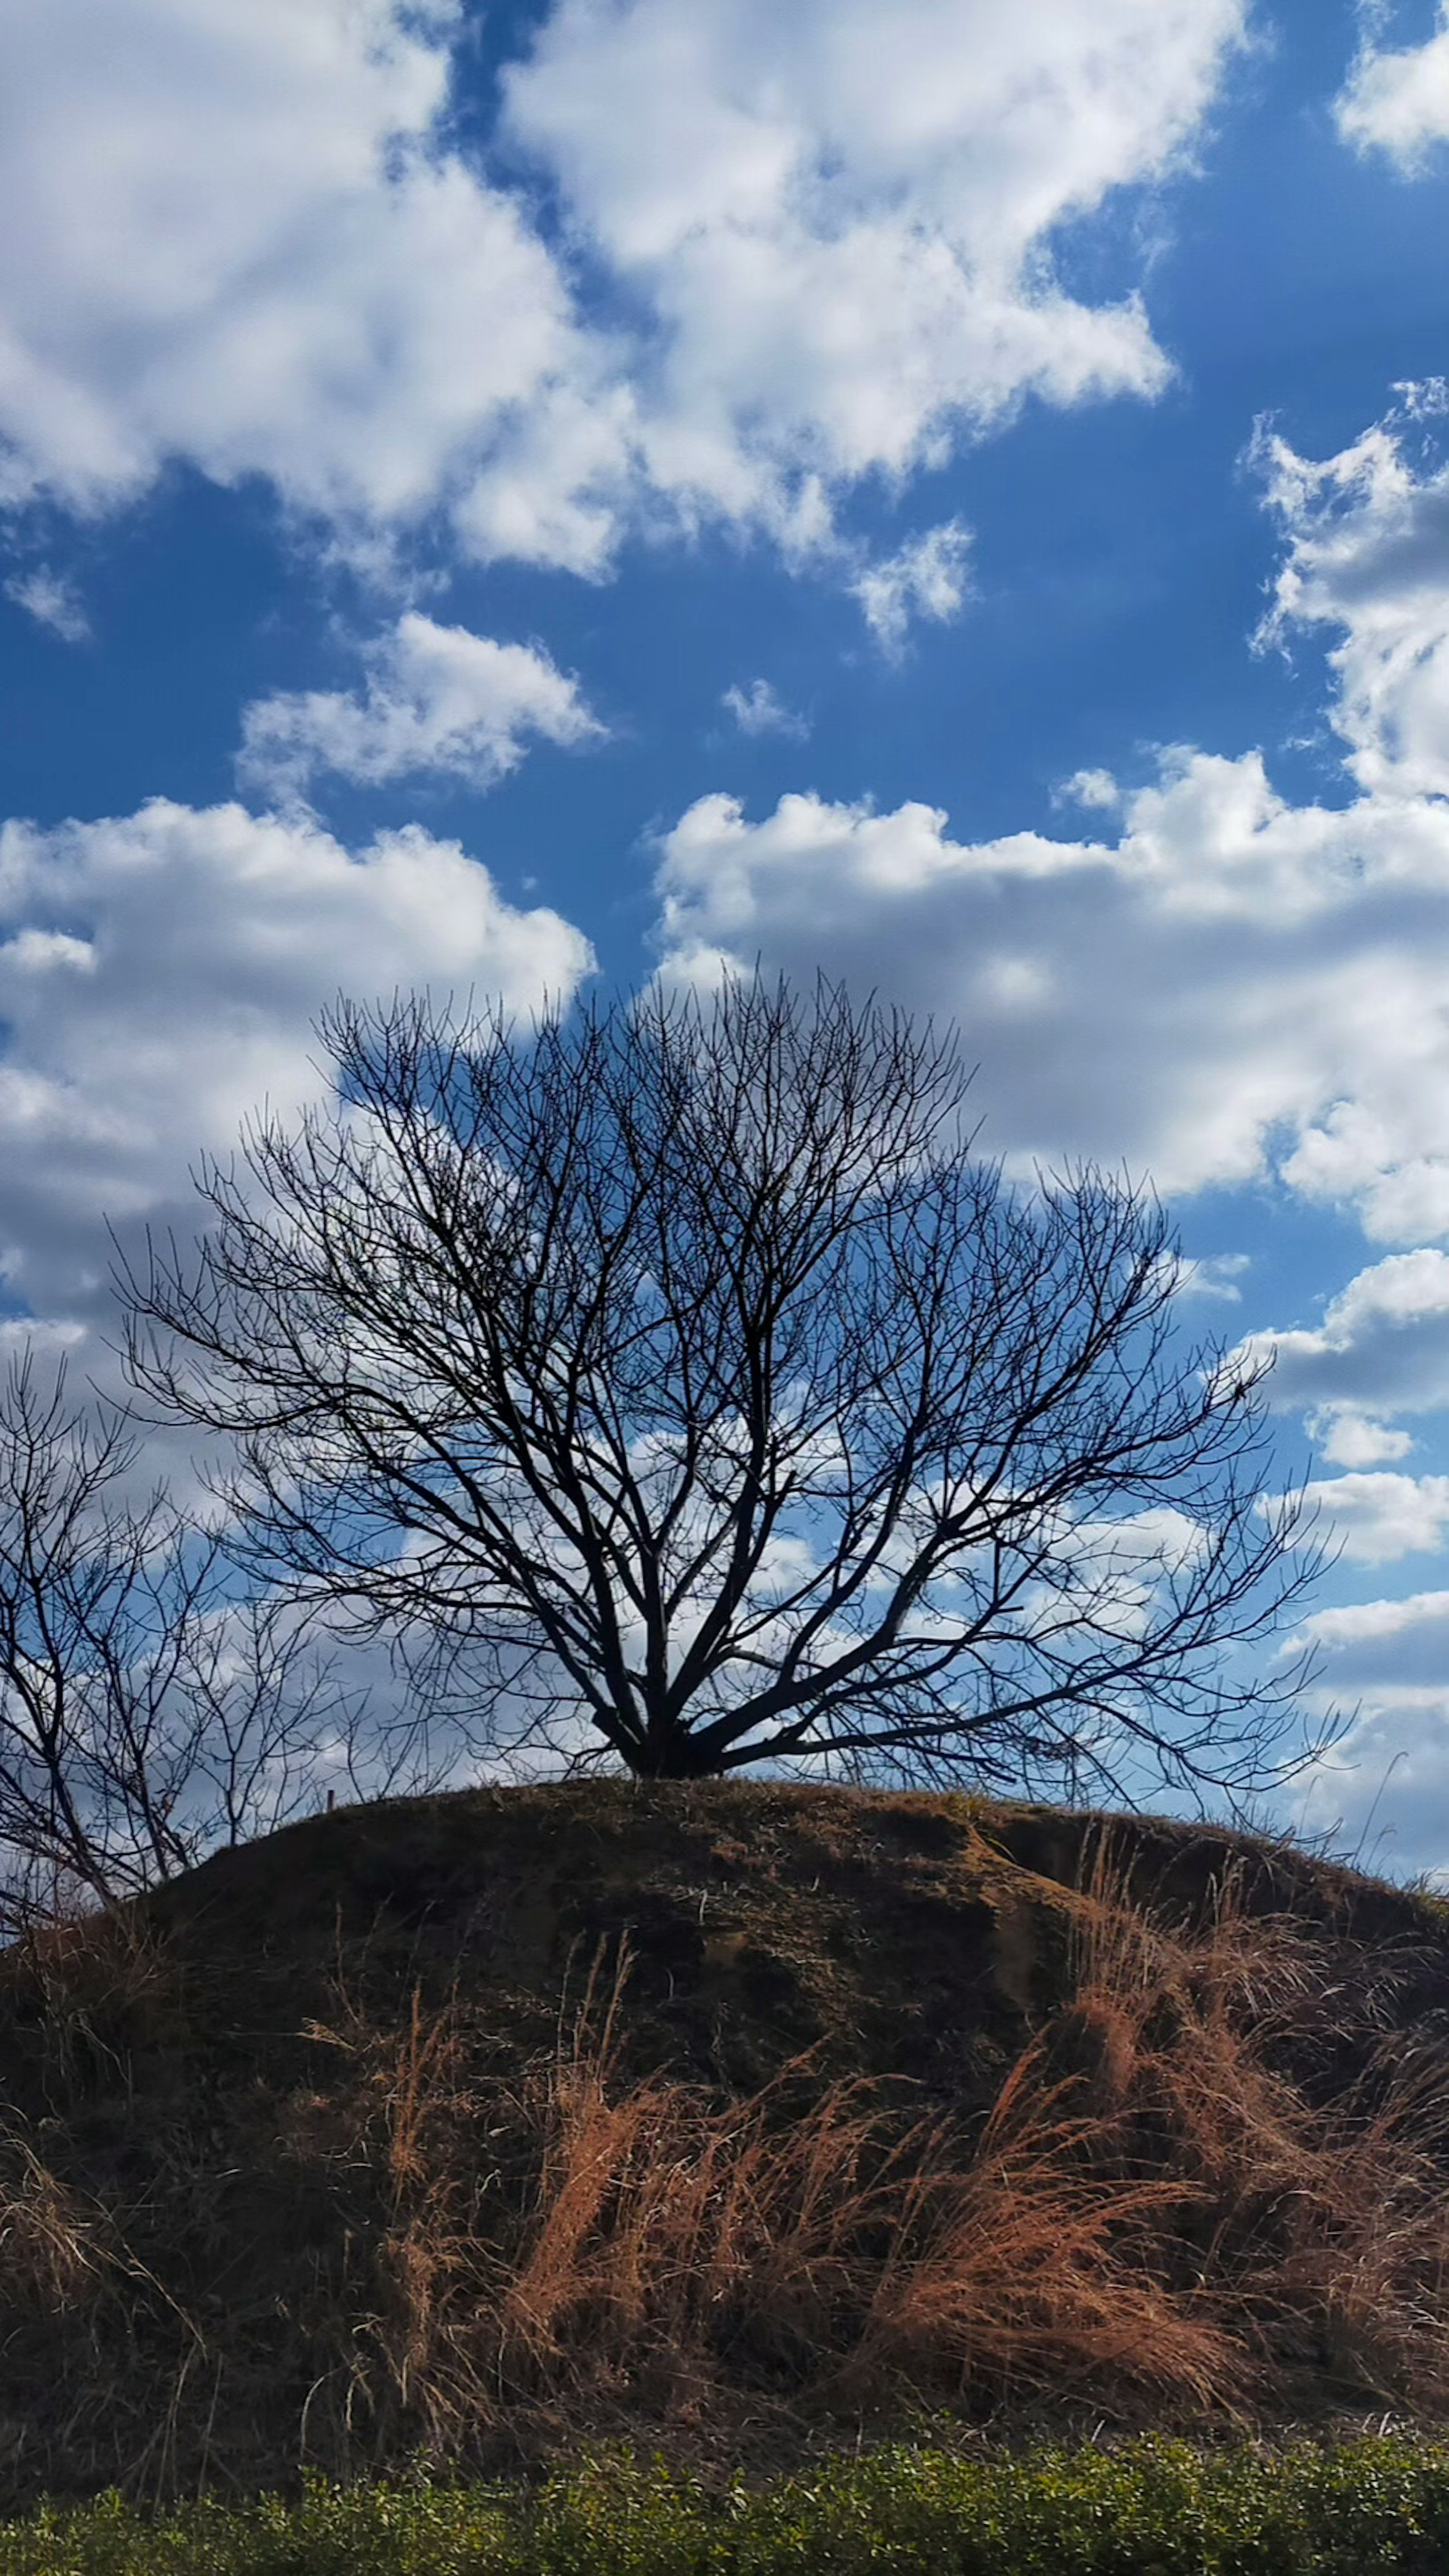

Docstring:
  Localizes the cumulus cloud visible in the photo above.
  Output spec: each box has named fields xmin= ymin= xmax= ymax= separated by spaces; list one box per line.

xmin=238 ymin=614 xmax=603 ymax=800
xmin=506 ymin=0 xmax=1244 ymax=544
xmin=0 ymin=798 xmax=591 ymax=1339
xmin=1313 ymin=1411 xmax=1414 ymax=1468
xmin=1058 ymin=767 xmax=1125 ymax=814
xmin=1286 ymin=1470 xmax=1449 ymax=1567
xmin=1337 ymin=9 xmax=1449 ymax=167
xmin=1255 ymin=394 xmax=1449 ymax=803
xmin=0 ymin=0 xmax=1247 ymax=569
xmin=1283 ymin=1579 xmax=1449 ymax=1875
xmin=0 ymin=0 xmax=626 ymax=570
xmin=4 ymin=567 xmax=90 ymax=642
xmin=653 ymin=398 xmax=1449 ymax=1248
xmin=1175 ymin=1252 xmax=1251 ymax=1304
xmin=1292 ymin=1695 xmax=1449 ymax=1876
xmin=1238 ymin=1251 xmax=1449 ymax=1444
xmin=852 ymin=521 xmax=973 ymax=654
xmin=721 ymin=679 xmax=808 ymax=740
xmin=1280 ymin=1572 xmax=1449 ymax=1872
xmin=1294 ymin=1586 xmax=1449 ymax=1663
xmin=653 ymin=754 xmax=1449 ymax=1219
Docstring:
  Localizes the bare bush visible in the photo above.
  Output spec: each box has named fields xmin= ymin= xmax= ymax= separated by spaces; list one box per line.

xmin=0 ymin=1357 xmax=374 ymax=1929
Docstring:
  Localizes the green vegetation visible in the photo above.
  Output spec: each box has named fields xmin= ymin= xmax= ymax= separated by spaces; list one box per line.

xmin=8 ymin=2442 xmax=1449 ymax=2576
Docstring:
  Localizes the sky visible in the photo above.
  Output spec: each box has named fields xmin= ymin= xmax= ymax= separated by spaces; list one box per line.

xmin=3 ymin=0 xmax=1449 ymax=1869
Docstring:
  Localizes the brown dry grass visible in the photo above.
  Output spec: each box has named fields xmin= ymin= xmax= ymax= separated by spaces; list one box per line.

xmin=272 ymin=1868 xmax=1449 ymax=2465
xmin=325 ymin=1938 xmax=1239 ymax=2451
xmin=3 ymin=1796 xmax=1449 ymax=2503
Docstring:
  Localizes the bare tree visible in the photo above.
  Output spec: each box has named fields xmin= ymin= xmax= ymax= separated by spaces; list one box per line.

xmin=0 ymin=1357 xmax=378 ymax=1929
xmin=122 ymin=977 xmax=1327 ymax=1802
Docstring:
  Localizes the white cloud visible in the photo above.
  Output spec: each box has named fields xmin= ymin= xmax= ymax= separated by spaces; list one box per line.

xmin=1312 ymin=1410 xmax=1414 ymax=1468
xmin=721 ymin=678 xmax=808 ymax=740
xmin=652 ymin=756 xmax=1449 ymax=1218
xmin=1175 ymin=1252 xmax=1251 ymax=1303
xmin=0 ymin=0 xmax=1248 ymax=570
xmin=1254 ymin=398 xmax=1449 ymax=803
xmin=1058 ymin=767 xmax=1124 ymax=814
xmin=1286 ymin=1470 xmax=1449 ymax=1566
xmin=506 ymin=0 xmax=1244 ymax=544
xmin=1284 ymin=1587 xmax=1449 ymax=1874
xmin=238 ymin=614 xmax=603 ymax=799
xmin=1240 ymin=1250 xmax=1449 ymax=1438
xmin=1337 ymin=9 xmax=1449 ymax=167
xmin=852 ymin=520 xmax=973 ymax=654
xmin=4 ymin=567 xmax=90 ymax=642
xmin=0 ymin=797 xmax=591 ymax=1337
xmin=1280 ymin=1575 xmax=1449 ymax=1870
xmin=0 ymin=0 xmax=627 ymax=571
xmin=1294 ymin=1586 xmax=1449 ymax=1659
xmin=1292 ymin=1692 xmax=1449 ymax=1876
xmin=653 ymin=399 xmax=1449 ymax=1250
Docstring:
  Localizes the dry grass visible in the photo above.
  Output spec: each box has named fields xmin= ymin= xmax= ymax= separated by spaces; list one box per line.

xmin=281 ymin=1877 xmax=1449 ymax=2464
xmin=3 ymin=1800 xmax=1449 ymax=2502
xmin=1048 ymin=1845 xmax=1449 ymax=2406
xmin=0 ymin=2127 xmax=114 ymax=2310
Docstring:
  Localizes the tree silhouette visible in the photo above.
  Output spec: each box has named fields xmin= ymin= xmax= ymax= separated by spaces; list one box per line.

xmin=124 ymin=978 xmax=1324 ymax=1799
xmin=0 ymin=1356 xmax=367 ymax=1925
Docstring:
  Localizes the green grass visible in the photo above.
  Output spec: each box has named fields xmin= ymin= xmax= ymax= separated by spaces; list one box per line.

xmin=8 ymin=2440 xmax=1449 ymax=2576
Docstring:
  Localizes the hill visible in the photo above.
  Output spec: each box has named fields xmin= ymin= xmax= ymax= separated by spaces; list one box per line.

xmin=3 ymin=1779 xmax=1449 ymax=2507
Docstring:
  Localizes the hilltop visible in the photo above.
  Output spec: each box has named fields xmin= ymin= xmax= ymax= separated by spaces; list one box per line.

xmin=3 ymin=1780 xmax=1449 ymax=2507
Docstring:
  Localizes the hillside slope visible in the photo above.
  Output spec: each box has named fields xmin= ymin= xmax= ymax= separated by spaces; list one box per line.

xmin=3 ymin=1781 xmax=1449 ymax=2505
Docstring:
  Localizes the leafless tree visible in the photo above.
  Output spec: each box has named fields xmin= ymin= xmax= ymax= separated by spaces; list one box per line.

xmin=122 ymin=977 xmax=1328 ymax=1803
xmin=0 ymin=1357 xmax=385 ymax=1930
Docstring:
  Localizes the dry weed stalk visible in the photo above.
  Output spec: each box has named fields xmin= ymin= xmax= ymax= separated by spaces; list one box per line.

xmin=9 ymin=1858 xmax=1449 ymax=2499
xmin=1045 ymin=1840 xmax=1449 ymax=2404
xmin=318 ymin=1934 xmax=1258 ymax=2447
xmin=0 ymin=2126 xmax=112 ymax=2310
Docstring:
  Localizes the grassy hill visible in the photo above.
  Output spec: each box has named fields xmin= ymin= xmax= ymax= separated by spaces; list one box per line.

xmin=3 ymin=1779 xmax=1449 ymax=2508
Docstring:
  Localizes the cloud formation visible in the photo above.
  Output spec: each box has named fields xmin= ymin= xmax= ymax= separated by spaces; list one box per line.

xmin=0 ymin=798 xmax=591 ymax=1334
xmin=1337 ymin=9 xmax=1449 ymax=167
xmin=0 ymin=0 xmax=1247 ymax=569
xmin=1176 ymin=1252 xmax=1251 ymax=1304
xmin=1289 ymin=1470 xmax=1449 ymax=1567
xmin=1255 ymin=397 xmax=1449 ymax=803
xmin=507 ymin=0 xmax=1243 ymax=545
xmin=1283 ymin=1580 xmax=1449 ymax=1877
xmin=239 ymin=615 xmax=603 ymax=799
xmin=654 ymin=754 xmax=1449 ymax=1218
xmin=852 ymin=521 xmax=973 ymax=654
xmin=0 ymin=0 xmax=620 ymax=567
xmin=5 ymin=567 xmax=90 ymax=642
xmin=721 ymin=679 xmax=808 ymax=740
xmin=1238 ymin=1251 xmax=1449 ymax=1460
xmin=1292 ymin=1692 xmax=1449 ymax=1878
xmin=1312 ymin=1411 xmax=1414 ymax=1469
xmin=1283 ymin=1555 xmax=1449 ymax=1873
xmin=654 ymin=399 xmax=1449 ymax=1244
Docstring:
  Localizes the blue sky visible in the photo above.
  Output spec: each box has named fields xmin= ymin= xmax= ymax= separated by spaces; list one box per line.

xmin=3 ymin=0 xmax=1449 ymax=1864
